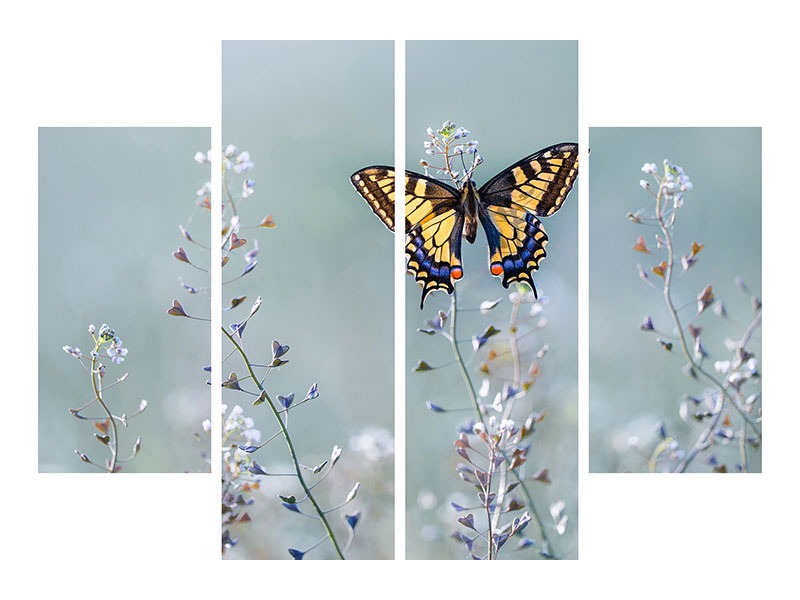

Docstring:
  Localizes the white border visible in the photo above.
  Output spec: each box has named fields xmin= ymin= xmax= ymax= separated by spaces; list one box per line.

xmin=6 ymin=0 xmax=797 ymax=596
xmin=394 ymin=39 xmax=406 ymax=561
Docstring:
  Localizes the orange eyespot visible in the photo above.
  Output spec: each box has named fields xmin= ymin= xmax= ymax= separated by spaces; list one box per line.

xmin=490 ymin=262 xmax=503 ymax=276
xmin=450 ymin=266 xmax=463 ymax=281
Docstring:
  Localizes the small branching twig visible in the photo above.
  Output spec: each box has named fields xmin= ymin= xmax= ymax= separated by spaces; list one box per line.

xmin=630 ymin=161 xmax=762 ymax=473
xmin=173 ymin=145 xmax=359 ymax=558
xmin=414 ymin=122 xmax=572 ymax=559
xmin=441 ymin=290 xmax=564 ymax=559
xmin=221 ymin=326 xmax=348 ymax=559
xmin=63 ymin=324 xmax=147 ymax=473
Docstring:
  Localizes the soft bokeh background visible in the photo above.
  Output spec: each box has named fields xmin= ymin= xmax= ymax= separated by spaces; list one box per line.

xmin=589 ymin=127 xmax=762 ymax=473
xmin=221 ymin=41 xmax=394 ymax=559
xmin=406 ymin=41 xmax=578 ymax=559
xmin=39 ymin=127 xmax=211 ymax=473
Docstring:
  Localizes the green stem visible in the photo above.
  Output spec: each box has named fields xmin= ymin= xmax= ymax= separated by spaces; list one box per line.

xmin=222 ymin=327 xmax=345 ymax=559
xmin=449 ymin=290 xmax=557 ymax=559
xmin=449 ymin=290 xmax=481 ymax=418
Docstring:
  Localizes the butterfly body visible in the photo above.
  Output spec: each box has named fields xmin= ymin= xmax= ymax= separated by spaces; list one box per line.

xmin=461 ymin=180 xmax=480 ymax=244
xmin=351 ymin=142 xmax=578 ymax=308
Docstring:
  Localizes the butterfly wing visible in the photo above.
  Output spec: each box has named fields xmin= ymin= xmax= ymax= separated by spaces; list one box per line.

xmin=350 ymin=166 xmax=396 ymax=231
xmin=405 ymin=172 xmax=464 ymax=308
xmin=351 ymin=167 xmax=465 ymax=308
xmin=477 ymin=143 xmax=578 ymax=293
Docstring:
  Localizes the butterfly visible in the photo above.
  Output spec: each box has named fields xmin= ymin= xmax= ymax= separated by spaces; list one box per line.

xmin=351 ymin=142 xmax=578 ymax=308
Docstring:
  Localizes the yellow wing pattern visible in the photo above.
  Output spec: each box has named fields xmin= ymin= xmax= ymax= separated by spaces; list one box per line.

xmin=351 ymin=167 xmax=465 ymax=308
xmin=351 ymin=142 xmax=578 ymax=308
xmin=404 ymin=173 xmax=464 ymax=308
xmin=479 ymin=143 xmax=578 ymax=217
xmin=350 ymin=166 xmax=395 ymax=231
xmin=478 ymin=143 xmax=578 ymax=295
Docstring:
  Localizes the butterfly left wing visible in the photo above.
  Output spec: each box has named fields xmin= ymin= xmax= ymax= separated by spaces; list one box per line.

xmin=351 ymin=167 xmax=465 ymax=308
xmin=405 ymin=172 xmax=465 ymax=308
xmin=350 ymin=166 xmax=396 ymax=231
xmin=477 ymin=143 xmax=578 ymax=294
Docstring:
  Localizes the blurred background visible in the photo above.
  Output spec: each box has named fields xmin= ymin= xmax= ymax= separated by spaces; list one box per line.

xmin=39 ymin=127 xmax=211 ymax=473
xmin=406 ymin=41 xmax=578 ymax=559
xmin=221 ymin=41 xmax=394 ymax=559
xmin=589 ymin=127 xmax=762 ymax=473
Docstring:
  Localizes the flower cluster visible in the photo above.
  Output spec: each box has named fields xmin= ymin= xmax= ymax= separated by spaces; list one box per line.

xmin=419 ymin=120 xmax=483 ymax=189
xmin=445 ymin=289 xmax=567 ymax=559
xmin=97 ymin=324 xmax=128 ymax=364
xmin=221 ymin=404 xmax=262 ymax=552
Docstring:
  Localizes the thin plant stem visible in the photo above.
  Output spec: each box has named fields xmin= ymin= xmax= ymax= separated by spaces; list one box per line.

xmin=653 ymin=181 xmax=761 ymax=472
xmin=739 ymin=424 xmax=748 ymax=473
xmin=449 ymin=289 xmax=557 ymax=558
xmin=222 ymin=327 xmax=346 ymax=559
xmin=674 ymin=393 xmax=723 ymax=472
xmin=222 ymin=163 xmax=237 ymax=218
xmin=90 ymin=352 xmax=118 ymax=473
xmin=673 ymin=308 xmax=761 ymax=472
xmin=485 ymin=450 xmax=495 ymax=560
xmin=491 ymin=292 xmax=523 ymax=531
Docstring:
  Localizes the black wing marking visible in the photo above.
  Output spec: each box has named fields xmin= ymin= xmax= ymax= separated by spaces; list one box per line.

xmin=478 ymin=143 xmax=578 ymax=293
xmin=404 ymin=172 xmax=464 ymax=308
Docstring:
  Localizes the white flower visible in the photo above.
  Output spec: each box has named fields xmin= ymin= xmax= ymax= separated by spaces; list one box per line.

xmin=196 ymin=182 xmax=211 ymax=197
xmin=499 ymin=418 xmax=516 ymax=433
xmin=641 ymin=162 xmax=657 ymax=174
xmin=639 ymin=179 xmax=650 ymax=190
xmin=233 ymin=159 xmax=253 ymax=174
xmin=243 ymin=428 xmax=261 ymax=444
xmin=242 ymin=179 xmax=255 ymax=199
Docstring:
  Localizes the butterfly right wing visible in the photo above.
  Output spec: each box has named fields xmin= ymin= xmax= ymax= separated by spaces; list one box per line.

xmin=476 ymin=143 xmax=578 ymax=293
xmin=404 ymin=172 xmax=465 ymax=308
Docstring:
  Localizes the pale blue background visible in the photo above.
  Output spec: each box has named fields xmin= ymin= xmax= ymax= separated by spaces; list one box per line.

xmin=589 ymin=127 xmax=762 ymax=473
xmin=39 ymin=127 xmax=211 ymax=473
xmin=406 ymin=41 xmax=579 ymax=559
xmin=222 ymin=41 xmax=394 ymax=559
